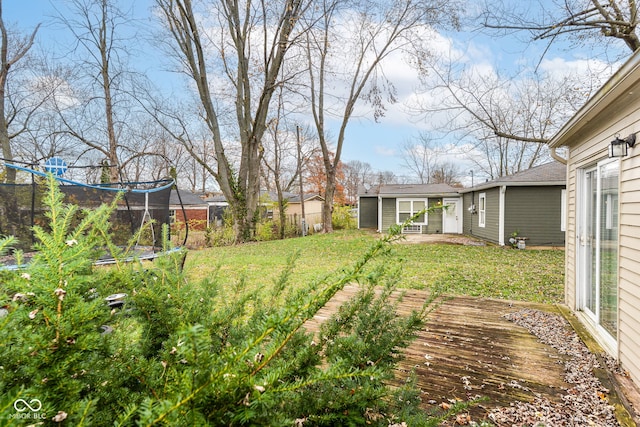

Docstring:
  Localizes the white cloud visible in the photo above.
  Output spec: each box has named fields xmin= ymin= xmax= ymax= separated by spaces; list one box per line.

xmin=375 ymin=146 xmax=396 ymax=157
xmin=28 ymin=75 xmax=79 ymax=110
xmin=538 ymin=57 xmax=618 ymax=83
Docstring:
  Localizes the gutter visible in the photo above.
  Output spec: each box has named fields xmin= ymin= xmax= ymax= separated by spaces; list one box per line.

xmin=550 ymin=147 xmax=567 ymax=165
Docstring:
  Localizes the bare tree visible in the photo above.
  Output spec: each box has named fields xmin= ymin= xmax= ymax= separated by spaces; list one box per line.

xmin=154 ymin=0 xmax=308 ymax=242
xmin=260 ymin=92 xmax=317 ymax=238
xmin=303 ymin=0 xmax=461 ymax=232
xmin=405 ymin=1 xmax=637 ymax=182
xmin=0 ymin=2 xmax=41 ymax=183
xmin=373 ymin=170 xmax=398 ymax=188
xmin=411 ymin=50 xmax=602 ymax=177
xmin=118 ymin=123 xmax=183 ymax=182
xmin=262 ymin=120 xmax=293 ymax=239
xmin=400 ymin=132 xmax=442 ymax=184
xmin=51 ymin=0 xmax=148 ymax=182
xmin=342 ymin=160 xmax=373 ymax=205
xmin=480 ymin=0 xmax=639 ymax=57
xmin=429 ymin=160 xmax=462 ymax=186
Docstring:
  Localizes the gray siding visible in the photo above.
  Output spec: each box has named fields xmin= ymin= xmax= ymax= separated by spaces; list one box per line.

xmin=462 ymin=192 xmax=476 ymax=235
xmin=468 ymin=187 xmax=501 ymax=244
xmin=380 ymin=197 xmax=445 ymax=233
xmin=381 ymin=198 xmax=396 ymax=231
xmin=358 ymin=196 xmax=378 ymax=229
xmin=425 ymin=198 xmax=444 ymax=234
xmin=504 ymin=186 xmax=565 ymax=246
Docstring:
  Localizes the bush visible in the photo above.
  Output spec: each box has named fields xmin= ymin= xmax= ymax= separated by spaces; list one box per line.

xmin=204 ymin=220 xmax=235 ymax=247
xmin=332 ymin=205 xmax=357 ymax=230
xmin=255 ymin=219 xmax=277 ymax=241
xmin=0 ymin=177 xmax=466 ymax=426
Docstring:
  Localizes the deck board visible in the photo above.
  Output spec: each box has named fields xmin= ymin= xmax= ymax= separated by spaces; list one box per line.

xmin=304 ymin=285 xmax=569 ymax=420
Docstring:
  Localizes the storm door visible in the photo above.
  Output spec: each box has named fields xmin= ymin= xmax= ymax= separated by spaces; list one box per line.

xmin=442 ymin=198 xmax=462 ymax=234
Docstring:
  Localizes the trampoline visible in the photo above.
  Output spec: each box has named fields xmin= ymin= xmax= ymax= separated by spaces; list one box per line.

xmin=0 ymin=160 xmax=188 ymax=270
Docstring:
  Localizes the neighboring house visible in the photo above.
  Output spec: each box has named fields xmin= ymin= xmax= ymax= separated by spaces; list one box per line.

xmin=358 ymin=183 xmax=462 ymax=234
xmin=276 ymin=193 xmax=324 ymax=229
xmin=548 ymin=51 xmax=640 ymax=389
xmin=202 ymin=191 xmax=325 ymax=231
xmin=205 ymin=194 xmax=230 ymax=227
xmin=170 ymin=189 xmax=210 ymax=230
xmin=460 ymin=161 xmax=566 ymax=247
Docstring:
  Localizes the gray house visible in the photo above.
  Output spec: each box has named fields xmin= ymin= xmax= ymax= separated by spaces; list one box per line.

xmin=358 ymin=183 xmax=462 ymax=234
xmin=460 ymin=161 xmax=566 ymax=247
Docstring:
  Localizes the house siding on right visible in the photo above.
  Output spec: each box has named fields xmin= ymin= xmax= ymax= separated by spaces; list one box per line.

xmin=619 ymin=150 xmax=640 ymax=385
xmin=548 ymin=51 xmax=640 ymax=390
xmin=565 ymin=135 xmax=640 ymax=388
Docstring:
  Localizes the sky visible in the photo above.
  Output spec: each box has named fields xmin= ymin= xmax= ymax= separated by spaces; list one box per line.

xmin=3 ymin=0 xmax=629 ymax=186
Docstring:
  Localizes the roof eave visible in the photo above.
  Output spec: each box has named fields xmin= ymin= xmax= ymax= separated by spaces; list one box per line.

xmin=378 ymin=192 xmax=461 ymax=198
xmin=460 ymin=180 xmax=564 ymax=192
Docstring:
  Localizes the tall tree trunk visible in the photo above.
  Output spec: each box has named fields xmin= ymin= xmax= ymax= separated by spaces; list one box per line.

xmin=98 ymin=0 xmax=119 ymax=182
xmin=322 ymin=166 xmax=336 ymax=233
xmin=0 ymin=3 xmax=12 ymax=182
xmin=156 ymin=0 xmax=304 ymax=242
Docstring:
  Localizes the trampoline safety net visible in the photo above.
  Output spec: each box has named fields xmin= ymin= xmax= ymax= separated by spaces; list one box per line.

xmin=0 ymin=163 xmax=174 ymax=257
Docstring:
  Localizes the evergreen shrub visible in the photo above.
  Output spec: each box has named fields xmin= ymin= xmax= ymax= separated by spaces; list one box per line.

xmin=332 ymin=205 xmax=357 ymax=230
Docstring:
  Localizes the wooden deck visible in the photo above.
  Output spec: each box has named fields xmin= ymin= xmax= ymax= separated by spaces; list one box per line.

xmin=305 ymin=285 xmax=570 ymax=420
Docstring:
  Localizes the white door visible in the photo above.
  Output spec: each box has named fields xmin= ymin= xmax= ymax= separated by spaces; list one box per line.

xmin=577 ymin=159 xmax=619 ymax=350
xmin=442 ymin=198 xmax=462 ymax=234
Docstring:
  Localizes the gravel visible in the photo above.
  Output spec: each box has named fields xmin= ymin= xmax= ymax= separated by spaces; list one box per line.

xmin=486 ymin=309 xmax=621 ymax=427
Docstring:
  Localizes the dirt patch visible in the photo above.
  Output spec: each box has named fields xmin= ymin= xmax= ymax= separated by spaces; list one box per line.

xmin=396 ymin=234 xmax=486 ymax=246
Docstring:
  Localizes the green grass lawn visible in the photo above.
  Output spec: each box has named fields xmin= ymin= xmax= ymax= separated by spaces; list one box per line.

xmin=184 ymin=230 xmax=565 ymax=304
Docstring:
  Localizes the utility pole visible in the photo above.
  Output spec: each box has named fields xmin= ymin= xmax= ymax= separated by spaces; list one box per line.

xmin=297 ymin=125 xmax=307 ymax=236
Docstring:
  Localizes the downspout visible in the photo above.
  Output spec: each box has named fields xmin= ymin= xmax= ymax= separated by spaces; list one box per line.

xmin=499 ymin=186 xmax=506 ymax=246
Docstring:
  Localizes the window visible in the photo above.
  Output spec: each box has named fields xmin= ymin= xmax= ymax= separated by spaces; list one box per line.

xmin=478 ymin=193 xmax=486 ymax=228
xmin=397 ymin=199 xmax=427 ymax=224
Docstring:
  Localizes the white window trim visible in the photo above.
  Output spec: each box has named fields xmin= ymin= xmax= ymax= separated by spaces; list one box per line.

xmin=396 ymin=198 xmax=429 ymax=225
xmin=478 ymin=193 xmax=486 ymax=228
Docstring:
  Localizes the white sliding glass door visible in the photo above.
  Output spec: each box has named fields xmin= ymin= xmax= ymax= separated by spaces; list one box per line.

xmin=578 ymin=159 xmax=619 ymax=348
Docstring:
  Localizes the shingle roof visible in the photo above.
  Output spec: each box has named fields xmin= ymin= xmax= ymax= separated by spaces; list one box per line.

xmin=286 ymin=192 xmax=324 ymax=203
xmin=377 ymin=183 xmax=460 ymax=197
xmin=170 ymin=189 xmax=208 ymax=206
xmin=261 ymin=191 xmax=324 ymax=203
xmin=201 ymin=191 xmax=324 ymax=204
xmin=462 ymin=161 xmax=566 ymax=192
